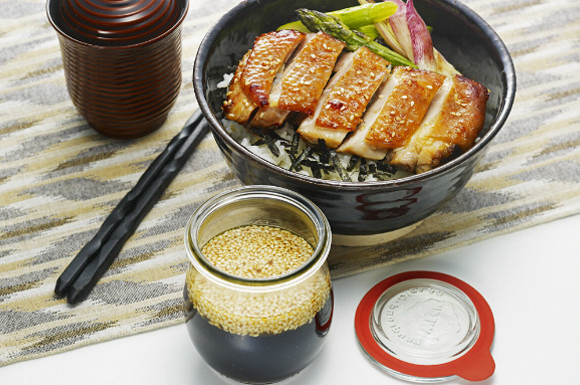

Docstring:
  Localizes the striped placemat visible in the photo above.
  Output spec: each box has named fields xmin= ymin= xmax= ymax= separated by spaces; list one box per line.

xmin=1 ymin=0 xmax=579 ymax=367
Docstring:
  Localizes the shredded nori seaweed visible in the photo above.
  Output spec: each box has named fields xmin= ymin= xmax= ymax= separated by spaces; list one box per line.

xmin=267 ymin=140 xmax=280 ymax=157
xmin=317 ymin=139 xmax=330 ymax=164
xmin=252 ymin=131 xmax=285 ymax=158
xmin=291 ymin=133 xmax=300 ymax=155
xmin=247 ymin=127 xmax=402 ymax=182
xmin=252 ymin=137 xmax=268 ymax=146
xmin=290 ymin=146 xmax=313 ymax=171
xmin=368 ymin=162 xmax=377 ymax=175
xmin=373 ymin=172 xmax=394 ymax=181
xmin=329 ymin=151 xmax=351 ymax=182
xmin=301 ymin=159 xmax=334 ymax=173
xmin=347 ymin=155 xmax=360 ymax=172
xmin=358 ymin=158 xmax=368 ymax=182
xmin=376 ymin=161 xmax=397 ymax=175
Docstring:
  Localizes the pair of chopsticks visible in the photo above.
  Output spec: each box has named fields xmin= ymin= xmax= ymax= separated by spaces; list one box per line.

xmin=55 ymin=110 xmax=210 ymax=304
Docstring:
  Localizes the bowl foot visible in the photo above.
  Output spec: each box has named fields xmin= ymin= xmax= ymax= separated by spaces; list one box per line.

xmin=332 ymin=221 xmax=423 ymax=247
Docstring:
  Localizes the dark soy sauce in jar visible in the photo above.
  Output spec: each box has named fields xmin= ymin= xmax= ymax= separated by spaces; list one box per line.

xmin=184 ymin=288 xmax=333 ymax=383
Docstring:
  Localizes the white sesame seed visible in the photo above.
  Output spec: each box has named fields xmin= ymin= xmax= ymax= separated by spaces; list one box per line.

xmin=201 ymin=225 xmax=312 ymax=279
xmin=185 ymin=225 xmax=331 ymax=336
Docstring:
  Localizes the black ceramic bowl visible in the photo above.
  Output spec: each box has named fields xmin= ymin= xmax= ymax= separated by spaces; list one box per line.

xmin=193 ymin=0 xmax=516 ymax=236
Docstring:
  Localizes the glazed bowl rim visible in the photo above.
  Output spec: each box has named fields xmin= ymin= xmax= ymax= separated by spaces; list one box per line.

xmin=193 ymin=0 xmax=516 ymax=191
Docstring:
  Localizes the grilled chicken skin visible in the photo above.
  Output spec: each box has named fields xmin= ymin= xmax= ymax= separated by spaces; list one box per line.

xmin=297 ymin=47 xmax=389 ymax=148
xmin=296 ymin=52 xmax=356 ymax=148
xmin=336 ymin=74 xmax=393 ymax=160
xmin=415 ymin=75 xmax=489 ymax=173
xmin=390 ymin=75 xmax=489 ymax=173
xmin=315 ymin=47 xmax=390 ymax=132
xmin=337 ymin=67 xmax=444 ymax=160
xmin=278 ymin=32 xmax=346 ymax=115
xmin=241 ymin=29 xmax=305 ymax=108
xmin=365 ymin=67 xmax=445 ymax=149
xmin=222 ymin=50 xmax=258 ymax=125
xmin=252 ymin=32 xmax=345 ymax=128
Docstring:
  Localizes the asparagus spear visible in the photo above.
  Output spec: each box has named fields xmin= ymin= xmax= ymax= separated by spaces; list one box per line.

xmin=296 ymin=8 xmax=416 ymax=67
xmin=280 ymin=19 xmax=382 ymax=40
xmin=278 ymin=2 xmax=397 ymax=33
xmin=280 ymin=20 xmax=381 ymax=40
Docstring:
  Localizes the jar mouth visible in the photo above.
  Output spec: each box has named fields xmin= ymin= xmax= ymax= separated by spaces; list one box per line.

xmin=184 ymin=185 xmax=332 ymax=291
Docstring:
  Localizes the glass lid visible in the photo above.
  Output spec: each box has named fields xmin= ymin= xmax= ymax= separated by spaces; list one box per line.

xmin=355 ymin=271 xmax=495 ymax=383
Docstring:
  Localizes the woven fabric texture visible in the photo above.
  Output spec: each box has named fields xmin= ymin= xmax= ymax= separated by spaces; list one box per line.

xmin=1 ymin=0 xmax=579 ymax=366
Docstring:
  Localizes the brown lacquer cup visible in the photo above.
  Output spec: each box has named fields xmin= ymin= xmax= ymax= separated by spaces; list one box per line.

xmin=47 ymin=0 xmax=189 ymax=138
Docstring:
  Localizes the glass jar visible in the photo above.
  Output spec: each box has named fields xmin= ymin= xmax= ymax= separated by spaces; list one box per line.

xmin=183 ymin=185 xmax=333 ymax=384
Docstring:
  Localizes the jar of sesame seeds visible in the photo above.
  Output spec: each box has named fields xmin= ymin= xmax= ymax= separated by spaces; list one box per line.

xmin=183 ymin=185 xmax=333 ymax=384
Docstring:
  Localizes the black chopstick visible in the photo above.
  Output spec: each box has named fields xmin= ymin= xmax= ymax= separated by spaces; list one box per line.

xmin=55 ymin=111 xmax=210 ymax=304
xmin=55 ymin=110 xmax=203 ymax=297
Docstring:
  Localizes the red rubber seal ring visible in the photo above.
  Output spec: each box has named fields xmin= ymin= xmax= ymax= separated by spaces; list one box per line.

xmin=355 ymin=271 xmax=495 ymax=382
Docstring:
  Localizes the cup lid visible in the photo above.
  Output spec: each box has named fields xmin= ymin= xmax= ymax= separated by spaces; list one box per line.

xmin=355 ymin=271 xmax=495 ymax=383
xmin=47 ymin=0 xmax=187 ymax=46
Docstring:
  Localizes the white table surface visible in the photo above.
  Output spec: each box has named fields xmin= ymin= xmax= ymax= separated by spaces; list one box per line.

xmin=3 ymin=213 xmax=579 ymax=385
